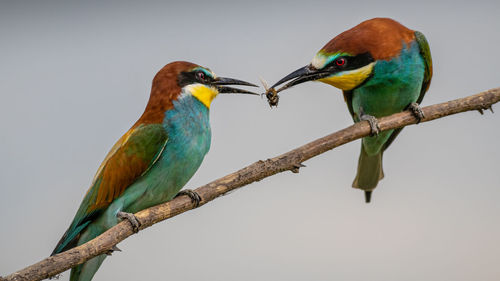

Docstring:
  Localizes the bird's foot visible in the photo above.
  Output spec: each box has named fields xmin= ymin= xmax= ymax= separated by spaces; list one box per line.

xmin=359 ymin=109 xmax=380 ymax=136
xmin=175 ymin=189 xmax=202 ymax=208
xmin=407 ymin=102 xmax=425 ymax=123
xmin=105 ymin=245 xmax=122 ymax=256
xmin=117 ymin=211 xmax=141 ymax=233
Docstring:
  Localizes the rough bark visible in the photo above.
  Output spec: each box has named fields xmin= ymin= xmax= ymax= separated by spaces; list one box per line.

xmin=3 ymin=87 xmax=499 ymax=281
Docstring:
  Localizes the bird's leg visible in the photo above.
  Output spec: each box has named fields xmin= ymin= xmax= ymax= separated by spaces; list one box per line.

xmin=117 ymin=211 xmax=141 ymax=233
xmin=407 ymin=102 xmax=425 ymax=123
xmin=175 ymin=189 xmax=202 ymax=208
xmin=359 ymin=107 xmax=380 ymax=136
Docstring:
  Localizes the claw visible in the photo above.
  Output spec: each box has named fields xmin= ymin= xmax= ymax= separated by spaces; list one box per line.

xmin=359 ymin=107 xmax=380 ymax=136
xmin=117 ymin=211 xmax=141 ymax=233
xmin=408 ymin=102 xmax=425 ymax=123
xmin=176 ymin=189 xmax=202 ymax=208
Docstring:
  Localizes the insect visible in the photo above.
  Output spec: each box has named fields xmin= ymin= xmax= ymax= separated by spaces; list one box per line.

xmin=260 ymin=77 xmax=279 ymax=107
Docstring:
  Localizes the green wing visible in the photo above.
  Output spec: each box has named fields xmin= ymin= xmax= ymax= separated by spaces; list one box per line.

xmin=414 ymin=30 xmax=433 ymax=104
xmin=382 ymin=31 xmax=433 ymax=151
xmin=52 ymin=123 xmax=168 ymax=255
xmin=343 ymin=90 xmax=356 ymax=121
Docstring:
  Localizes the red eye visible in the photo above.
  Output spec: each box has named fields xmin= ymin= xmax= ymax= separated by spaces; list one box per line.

xmin=197 ymin=71 xmax=205 ymax=81
xmin=335 ymin=58 xmax=346 ymax=66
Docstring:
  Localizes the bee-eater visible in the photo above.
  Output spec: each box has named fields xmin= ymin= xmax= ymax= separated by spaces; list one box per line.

xmin=51 ymin=61 xmax=258 ymax=281
xmin=267 ymin=18 xmax=432 ymax=202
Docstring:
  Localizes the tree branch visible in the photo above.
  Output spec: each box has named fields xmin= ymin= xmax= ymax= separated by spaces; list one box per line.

xmin=3 ymin=87 xmax=499 ymax=281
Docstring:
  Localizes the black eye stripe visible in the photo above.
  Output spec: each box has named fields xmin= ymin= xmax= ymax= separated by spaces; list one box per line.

xmin=326 ymin=53 xmax=374 ymax=71
xmin=178 ymin=70 xmax=213 ymax=87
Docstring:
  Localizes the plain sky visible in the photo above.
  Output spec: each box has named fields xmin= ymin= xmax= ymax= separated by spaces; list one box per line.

xmin=1 ymin=0 xmax=499 ymax=280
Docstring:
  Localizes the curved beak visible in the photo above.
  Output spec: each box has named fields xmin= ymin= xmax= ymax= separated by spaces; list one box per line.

xmin=213 ymin=77 xmax=259 ymax=96
xmin=270 ymin=64 xmax=331 ymax=94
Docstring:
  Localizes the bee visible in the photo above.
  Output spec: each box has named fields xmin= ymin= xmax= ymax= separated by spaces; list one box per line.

xmin=260 ymin=77 xmax=279 ymax=107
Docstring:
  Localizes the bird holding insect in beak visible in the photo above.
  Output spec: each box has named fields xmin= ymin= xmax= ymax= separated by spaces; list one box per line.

xmin=267 ymin=18 xmax=432 ymax=202
xmin=51 ymin=61 xmax=258 ymax=281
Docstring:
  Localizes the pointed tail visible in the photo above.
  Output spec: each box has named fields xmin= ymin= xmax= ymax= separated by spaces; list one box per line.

xmin=52 ymin=222 xmax=106 ymax=281
xmin=69 ymin=223 xmax=110 ymax=281
xmin=70 ymin=254 xmax=107 ymax=281
xmin=352 ymin=145 xmax=384 ymax=203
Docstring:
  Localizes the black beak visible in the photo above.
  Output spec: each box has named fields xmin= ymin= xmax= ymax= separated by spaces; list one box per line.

xmin=213 ymin=77 xmax=259 ymax=96
xmin=270 ymin=64 xmax=331 ymax=94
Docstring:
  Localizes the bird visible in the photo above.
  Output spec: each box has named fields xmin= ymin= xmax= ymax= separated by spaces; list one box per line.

xmin=266 ymin=18 xmax=432 ymax=203
xmin=51 ymin=61 xmax=258 ymax=281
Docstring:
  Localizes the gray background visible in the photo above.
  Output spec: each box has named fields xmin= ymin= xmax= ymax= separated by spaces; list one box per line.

xmin=1 ymin=0 xmax=499 ymax=280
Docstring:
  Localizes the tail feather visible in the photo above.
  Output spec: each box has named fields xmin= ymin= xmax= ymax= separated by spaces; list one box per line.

xmin=352 ymin=145 xmax=384 ymax=202
xmin=52 ymin=220 xmax=107 ymax=281
xmin=364 ymin=191 xmax=372 ymax=203
xmin=70 ymin=254 xmax=107 ymax=281
xmin=69 ymin=223 xmax=108 ymax=281
xmin=51 ymin=221 xmax=91 ymax=256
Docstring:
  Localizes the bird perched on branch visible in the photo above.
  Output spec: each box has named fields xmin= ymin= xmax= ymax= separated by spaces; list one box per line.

xmin=266 ymin=18 xmax=432 ymax=202
xmin=51 ymin=61 xmax=258 ymax=281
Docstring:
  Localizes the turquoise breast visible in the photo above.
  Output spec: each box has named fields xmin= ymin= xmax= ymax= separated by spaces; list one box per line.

xmin=117 ymin=94 xmax=211 ymax=214
xmin=352 ymin=40 xmax=425 ymax=155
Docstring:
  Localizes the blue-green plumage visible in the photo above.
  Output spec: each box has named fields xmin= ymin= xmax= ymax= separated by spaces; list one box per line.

xmin=51 ymin=61 xmax=258 ymax=281
xmin=125 ymin=95 xmax=211 ymax=213
xmin=267 ymin=18 xmax=433 ymax=202
xmin=352 ymin=41 xmax=425 ymax=155
xmin=345 ymin=39 xmax=429 ymax=199
xmin=68 ymin=94 xmax=211 ymax=281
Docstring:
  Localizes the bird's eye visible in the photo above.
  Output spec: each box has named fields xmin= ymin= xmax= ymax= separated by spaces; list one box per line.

xmin=196 ymin=71 xmax=206 ymax=82
xmin=335 ymin=58 xmax=346 ymax=66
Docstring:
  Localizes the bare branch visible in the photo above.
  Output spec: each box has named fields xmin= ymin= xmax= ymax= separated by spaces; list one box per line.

xmin=3 ymin=87 xmax=500 ymax=281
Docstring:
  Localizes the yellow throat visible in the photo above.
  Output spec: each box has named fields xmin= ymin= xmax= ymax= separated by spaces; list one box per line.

xmin=187 ymin=84 xmax=219 ymax=108
xmin=319 ymin=62 xmax=375 ymax=91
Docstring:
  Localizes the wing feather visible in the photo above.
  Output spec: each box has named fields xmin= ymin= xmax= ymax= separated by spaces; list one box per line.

xmin=52 ymin=123 xmax=168 ymax=254
xmin=382 ymin=31 xmax=433 ymax=151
